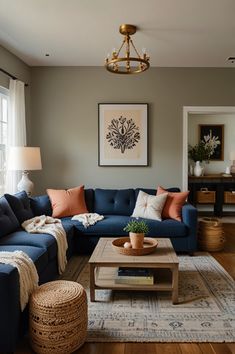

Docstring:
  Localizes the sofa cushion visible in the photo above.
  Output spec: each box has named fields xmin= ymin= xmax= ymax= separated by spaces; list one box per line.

xmin=0 ymin=244 xmax=48 ymax=275
xmin=94 ymin=189 xmax=135 ymax=216
xmin=30 ymin=195 xmax=52 ymax=216
xmin=157 ymin=186 xmax=189 ymax=221
xmin=30 ymin=190 xmax=94 ymax=216
xmin=4 ymin=191 xmax=34 ymax=224
xmin=143 ymin=218 xmax=187 ymax=237
xmin=0 ymin=197 xmax=19 ymax=239
xmin=47 ymin=185 xmax=88 ymax=218
xmin=132 ymin=190 xmax=168 ymax=221
xmin=0 ymin=230 xmax=57 ymax=261
xmin=72 ymin=215 xmax=131 ymax=236
xmin=72 ymin=214 xmax=187 ymax=238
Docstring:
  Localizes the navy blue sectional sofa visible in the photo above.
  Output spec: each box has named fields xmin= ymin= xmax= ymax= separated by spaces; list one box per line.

xmin=0 ymin=187 xmax=197 ymax=352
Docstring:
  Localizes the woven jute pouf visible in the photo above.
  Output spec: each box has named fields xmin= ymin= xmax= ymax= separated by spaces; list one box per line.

xmin=29 ymin=280 xmax=87 ymax=354
xmin=198 ymin=217 xmax=225 ymax=252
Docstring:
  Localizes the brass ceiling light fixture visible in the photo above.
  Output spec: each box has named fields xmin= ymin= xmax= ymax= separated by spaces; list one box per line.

xmin=105 ymin=24 xmax=150 ymax=74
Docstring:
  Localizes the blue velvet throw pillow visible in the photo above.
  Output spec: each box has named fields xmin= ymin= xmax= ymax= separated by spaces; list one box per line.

xmin=4 ymin=191 xmax=34 ymax=224
xmin=30 ymin=195 xmax=52 ymax=216
xmin=0 ymin=196 xmax=20 ymax=238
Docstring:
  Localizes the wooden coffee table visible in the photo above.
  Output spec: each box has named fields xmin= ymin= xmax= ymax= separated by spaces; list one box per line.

xmin=89 ymin=238 xmax=179 ymax=304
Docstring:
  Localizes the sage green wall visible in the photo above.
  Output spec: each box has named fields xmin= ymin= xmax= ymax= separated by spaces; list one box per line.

xmin=31 ymin=67 xmax=235 ymax=194
xmin=0 ymin=45 xmax=31 ymax=139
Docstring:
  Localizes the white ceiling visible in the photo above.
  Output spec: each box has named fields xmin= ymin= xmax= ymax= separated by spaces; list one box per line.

xmin=0 ymin=0 xmax=235 ymax=67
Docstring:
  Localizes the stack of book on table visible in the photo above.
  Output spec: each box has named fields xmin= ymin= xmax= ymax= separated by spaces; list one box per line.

xmin=115 ymin=267 xmax=154 ymax=285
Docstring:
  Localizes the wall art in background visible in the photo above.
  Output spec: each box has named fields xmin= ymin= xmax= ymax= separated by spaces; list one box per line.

xmin=199 ymin=124 xmax=224 ymax=161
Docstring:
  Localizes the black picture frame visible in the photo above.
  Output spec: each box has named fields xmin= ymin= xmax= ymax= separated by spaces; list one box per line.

xmin=199 ymin=124 xmax=224 ymax=161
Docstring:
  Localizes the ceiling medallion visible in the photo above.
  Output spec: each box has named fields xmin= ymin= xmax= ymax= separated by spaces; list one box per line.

xmin=105 ymin=24 xmax=150 ymax=74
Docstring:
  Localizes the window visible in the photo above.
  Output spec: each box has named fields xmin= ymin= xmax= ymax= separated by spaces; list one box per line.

xmin=0 ymin=87 xmax=9 ymax=195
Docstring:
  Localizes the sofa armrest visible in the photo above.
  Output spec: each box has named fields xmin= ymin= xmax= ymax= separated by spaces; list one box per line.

xmin=182 ymin=202 xmax=198 ymax=253
xmin=0 ymin=264 xmax=21 ymax=352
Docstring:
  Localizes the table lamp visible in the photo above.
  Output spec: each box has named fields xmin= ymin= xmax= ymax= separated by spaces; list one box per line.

xmin=7 ymin=146 xmax=42 ymax=195
xmin=230 ymin=151 xmax=235 ymax=176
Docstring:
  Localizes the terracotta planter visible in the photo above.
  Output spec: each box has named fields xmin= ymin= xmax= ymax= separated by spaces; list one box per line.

xmin=129 ymin=232 xmax=145 ymax=249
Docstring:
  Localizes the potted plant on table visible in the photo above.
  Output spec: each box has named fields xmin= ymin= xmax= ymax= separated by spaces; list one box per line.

xmin=188 ymin=141 xmax=212 ymax=164
xmin=188 ymin=134 xmax=220 ymax=176
xmin=188 ymin=130 xmax=221 ymax=177
xmin=188 ymin=141 xmax=211 ymax=176
xmin=123 ymin=219 xmax=149 ymax=249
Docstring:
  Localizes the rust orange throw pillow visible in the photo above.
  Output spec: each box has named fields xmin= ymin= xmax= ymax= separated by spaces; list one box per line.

xmin=47 ymin=186 xmax=88 ymax=218
xmin=156 ymin=186 xmax=189 ymax=221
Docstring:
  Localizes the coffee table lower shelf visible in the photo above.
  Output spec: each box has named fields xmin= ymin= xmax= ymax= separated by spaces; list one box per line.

xmin=90 ymin=266 xmax=178 ymax=304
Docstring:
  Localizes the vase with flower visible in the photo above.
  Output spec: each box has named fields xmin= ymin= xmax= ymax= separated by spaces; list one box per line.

xmin=188 ymin=134 xmax=220 ymax=177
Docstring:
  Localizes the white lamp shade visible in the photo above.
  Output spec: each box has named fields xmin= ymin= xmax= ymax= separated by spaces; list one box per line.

xmin=7 ymin=146 xmax=42 ymax=171
xmin=229 ymin=151 xmax=235 ymax=161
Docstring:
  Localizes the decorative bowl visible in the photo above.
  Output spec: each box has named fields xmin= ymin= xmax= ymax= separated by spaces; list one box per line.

xmin=112 ymin=237 xmax=158 ymax=256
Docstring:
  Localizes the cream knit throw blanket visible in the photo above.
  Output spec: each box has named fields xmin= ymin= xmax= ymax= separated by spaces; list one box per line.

xmin=71 ymin=213 xmax=104 ymax=228
xmin=0 ymin=250 xmax=38 ymax=311
xmin=22 ymin=215 xmax=68 ymax=275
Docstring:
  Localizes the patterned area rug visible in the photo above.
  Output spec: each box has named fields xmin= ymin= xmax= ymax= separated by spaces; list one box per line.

xmin=63 ymin=254 xmax=235 ymax=342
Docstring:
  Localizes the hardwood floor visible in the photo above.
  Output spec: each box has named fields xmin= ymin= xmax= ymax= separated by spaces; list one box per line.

xmin=15 ymin=222 xmax=235 ymax=354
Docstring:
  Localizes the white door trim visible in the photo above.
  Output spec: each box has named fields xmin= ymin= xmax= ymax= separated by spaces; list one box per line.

xmin=182 ymin=106 xmax=235 ymax=191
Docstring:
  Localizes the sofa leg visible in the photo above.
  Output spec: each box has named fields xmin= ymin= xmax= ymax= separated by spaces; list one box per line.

xmin=189 ymin=252 xmax=194 ymax=256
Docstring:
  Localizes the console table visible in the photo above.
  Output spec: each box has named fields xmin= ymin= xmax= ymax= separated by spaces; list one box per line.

xmin=188 ymin=174 xmax=235 ymax=216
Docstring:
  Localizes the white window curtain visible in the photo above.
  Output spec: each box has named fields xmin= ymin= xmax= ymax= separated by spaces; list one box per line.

xmin=5 ymin=79 xmax=26 ymax=194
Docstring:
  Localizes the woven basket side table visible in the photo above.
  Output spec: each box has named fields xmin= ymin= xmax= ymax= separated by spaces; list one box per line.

xmin=198 ymin=217 xmax=225 ymax=252
xmin=29 ymin=280 xmax=87 ymax=354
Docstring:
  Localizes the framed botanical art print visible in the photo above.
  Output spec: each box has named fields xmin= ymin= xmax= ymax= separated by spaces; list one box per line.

xmin=199 ymin=124 xmax=224 ymax=161
xmin=98 ymin=103 xmax=148 ymax=166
